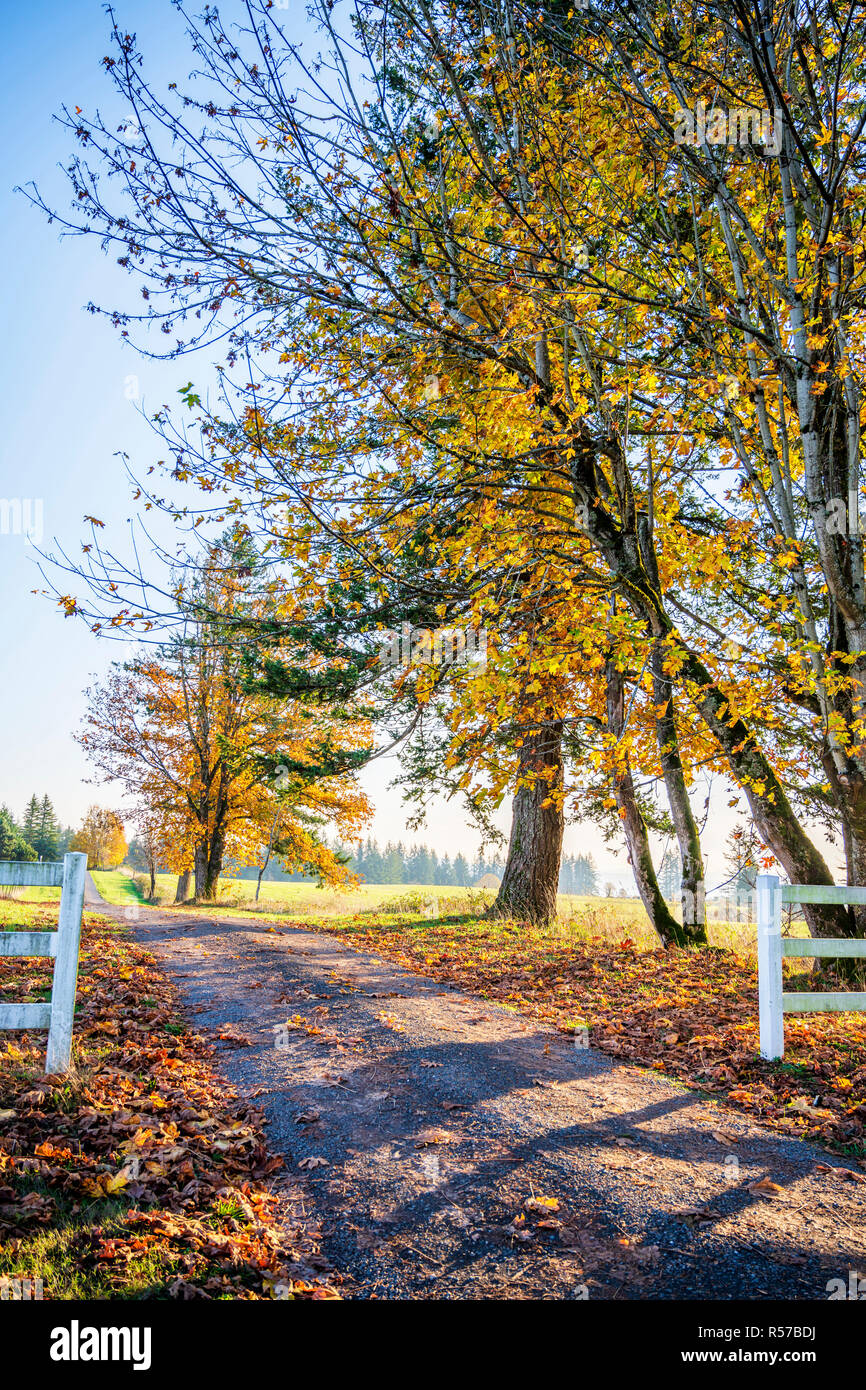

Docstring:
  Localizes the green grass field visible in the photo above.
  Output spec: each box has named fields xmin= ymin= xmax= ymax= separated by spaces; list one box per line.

xmin=0 ymin=884 xmax=61 ymax=902
xmin=81 ymin=869 xmax=784 ymax=953
xmin=90 ymin=870 xmax=149 ymax=905
xmin=0 ymin=865 xmax=790 ymax=953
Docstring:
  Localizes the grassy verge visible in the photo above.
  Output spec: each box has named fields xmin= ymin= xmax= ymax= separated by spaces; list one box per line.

xmin=0 ymin=901 xmax=340 ymax=1300
xmin=90 ymin=870 xmax=147 ymax=906
xmin=94 ymin=872 xmax=777 ymax=949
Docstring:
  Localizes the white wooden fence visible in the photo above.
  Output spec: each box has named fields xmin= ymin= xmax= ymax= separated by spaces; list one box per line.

xmin=0 ymin=852 xmax=87 ymax=1073
xmin=757 ymin=873 xmax=866 ymax=1059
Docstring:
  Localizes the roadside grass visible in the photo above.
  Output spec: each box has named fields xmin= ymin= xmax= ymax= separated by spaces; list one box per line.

xmin=0 ymin=885 xmax=61 ymax=903
xmin=0 ymin=901 xmax=339 ymax=1300
xmin=90 ymin=870 xmax=147 ymax=906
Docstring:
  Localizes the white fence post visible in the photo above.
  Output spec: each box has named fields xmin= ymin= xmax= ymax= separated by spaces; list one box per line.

xmin=757 ymin=873 xmax=783 ymax=1059
xmin=45 ymin=852 xmax=87 ymax=1074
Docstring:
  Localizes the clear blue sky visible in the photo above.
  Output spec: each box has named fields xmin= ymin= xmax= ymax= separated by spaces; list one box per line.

xmin=0 ymin=0 xmax=764 ymax=887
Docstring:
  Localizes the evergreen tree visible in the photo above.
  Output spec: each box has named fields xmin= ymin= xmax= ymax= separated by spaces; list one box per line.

xmin=453 ymin=853 xmax=471 ymax=887
xmin=585 ymin=853 xmax=599 ymax=894
xmin=658 ymin=848 xmax=682 ymax=901
xmin=362 ymin=838 xmax=385 ymax=883
xmin=436 ymin=853 xmax=455 ymax=886
xmin=0 ymin=809 xmax=36 ymax=862
xmin=409 ymin=846 xmax=436 ymax=883
xmin=382 ymin=842 xmax=405 ymax=884
xmin=337 ymin=838 xmax=494 ymax=886
xmin=33 ymin=795 xmax=60 ymax=860
xmin=21 ymin=795 xmax=40 ymax=847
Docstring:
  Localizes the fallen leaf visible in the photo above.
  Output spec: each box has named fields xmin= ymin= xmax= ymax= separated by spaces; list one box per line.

xmin=526 ymin=1196 xmax=560 ymax=1214
xmin=414 ymin=1129 xmax=451 ymax=1148
xmin=711 ymin=1129 xmax=739 ymax=1145
xmin=748 ymin=1178 xmax=784 ymax=1198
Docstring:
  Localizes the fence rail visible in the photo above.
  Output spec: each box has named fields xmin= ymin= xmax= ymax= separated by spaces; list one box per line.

xmin=757 ymin=873 xmax=866 ymax=1059
xmin=0 ymin=853 xmax=87 ymax=1073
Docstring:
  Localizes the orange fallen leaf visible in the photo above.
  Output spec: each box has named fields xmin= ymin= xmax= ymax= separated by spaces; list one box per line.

xmin=748 ymin=1178 xmax=784 ymax=1197
xmin=525 ymin=1196 xmax=560 ymax=1213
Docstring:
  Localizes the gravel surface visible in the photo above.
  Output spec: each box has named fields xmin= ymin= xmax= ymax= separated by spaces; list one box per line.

xmin=108 ymin=898 xmax=866 ymax=1301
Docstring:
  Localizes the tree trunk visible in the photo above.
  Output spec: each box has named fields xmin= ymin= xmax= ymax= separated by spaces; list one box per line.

xmin=194 ymin=833 xmax=224 ymax=901
xmin=652 ymin=645 xmax=707 ymax=945
xmin=606 ymin=661 xmax=685 ymax=946
xmin=148 ymin=854 xmax=156 ymax=900
xmin=256 ymin=812 xmax=280 ymax=903
xmin=574 ymin=457 xmax=850 ymax=937
xmin=174 ymin=870 xmax=191 ymax=903
xmin=491 ymin=720 xmax=564 ymax=924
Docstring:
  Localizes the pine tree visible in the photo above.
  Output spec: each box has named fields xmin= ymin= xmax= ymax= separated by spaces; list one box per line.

xmin=361 ymin=838 xmax=385 ymax=883
xmin=0 ymin=809 xmax=36 ymax=862
xmin=453 ymin=853 xmax=470 ymax=887
xmin=658 ymin=848 xmax=681 ymax=901
xmin=382 ymin=842 xmax=405 ymax=883
xmin=568 ymin=853 xmax=598 ymax=895
xmin=33 ymin=795 xmax=60 ymax=860
xmin=21 ymin=795 xmax=40 ymax=847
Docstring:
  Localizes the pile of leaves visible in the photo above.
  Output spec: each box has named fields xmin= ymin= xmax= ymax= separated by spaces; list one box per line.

xmin=316 ymin=913 xmax=866 ymax=1161
xmin=0 ymin=904 xmax=341 ymax=1299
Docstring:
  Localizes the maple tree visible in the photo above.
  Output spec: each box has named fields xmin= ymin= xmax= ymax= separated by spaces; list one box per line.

xmin=29 ymin=1 xmax=866 ymax=936
xmin=70 ymin=806 xmax=128 ymax=872
xmin=77 ymin=533 xmax=372 ymax=900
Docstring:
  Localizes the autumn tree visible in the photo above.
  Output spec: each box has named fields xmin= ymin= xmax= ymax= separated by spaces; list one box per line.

xmin=78 ymin=533 xmax=372 ymax=900
xmin=32 ymin=0 xmax=866 ymax=939
xmin=71 ymin=806 xmax=128 ymax=871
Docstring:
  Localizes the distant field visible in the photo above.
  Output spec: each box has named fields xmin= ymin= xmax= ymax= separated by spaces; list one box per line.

xmin=0 ymin=884 xmax=61 ymax=902
xmin=0 ymin=865 xmax=780 ymax=953
xmin=84 ymin=870 xmax=783 ymax=952
xmin=98 ymin=872 xmax=483 ymax=914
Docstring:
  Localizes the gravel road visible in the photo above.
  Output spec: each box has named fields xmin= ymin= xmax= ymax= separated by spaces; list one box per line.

xmin=107 ymin=899 xmax=866 ymax=1300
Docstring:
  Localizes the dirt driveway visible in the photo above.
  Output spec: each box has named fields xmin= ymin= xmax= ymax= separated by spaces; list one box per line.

xmin=116 ymin=902 xmax=866 ymax=1300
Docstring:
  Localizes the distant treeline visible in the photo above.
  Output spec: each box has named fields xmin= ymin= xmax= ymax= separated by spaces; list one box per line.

xmin=229 ymin=838 xmax=599 ymax=892
xmin=0 ymin=795 xmax=72 ymax=863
